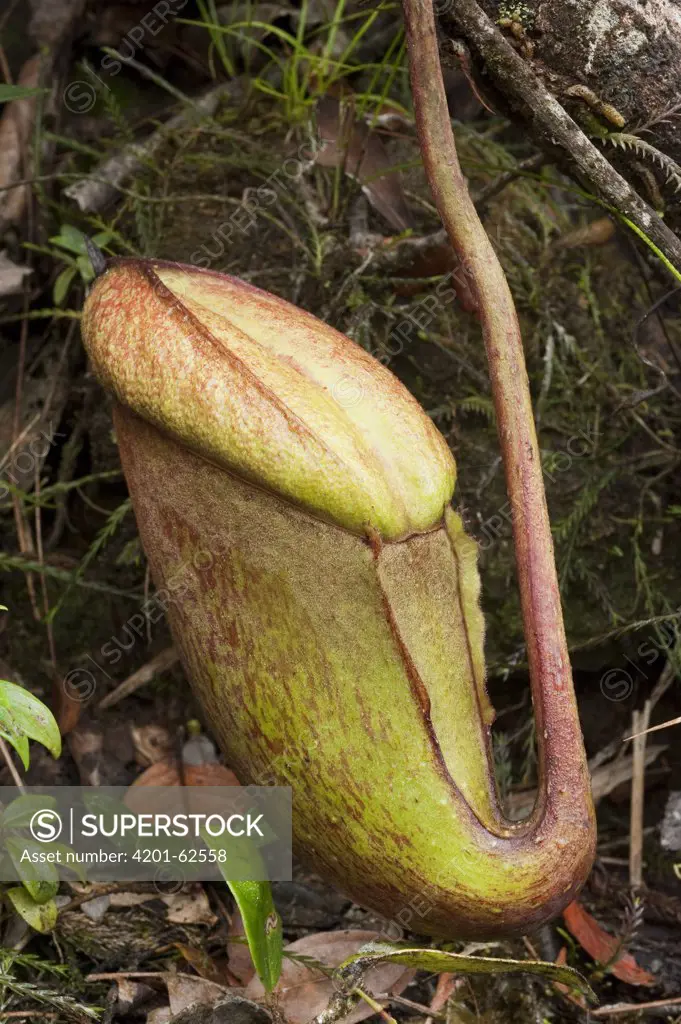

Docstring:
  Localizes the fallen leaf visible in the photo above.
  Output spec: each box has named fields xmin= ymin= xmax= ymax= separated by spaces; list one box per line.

xmin=245 ymin=929 xmax=414 ymax=1024
xmin=166 ymin=973 xmax=227 ymax=1016
xmin=184 ymin=764 xmax=242 ymax=788
xmin=0 ymin=341 xmax=70 ymax=497
xmin=175 ymin=943 xmax=224 ymax=983
xmin=131 ymin=759 xmax=241 ymax=788
xmin=1 ymin=4 xmax=85 ymax=227
xmin=146 ymin=1007 xmax=171 ymax=1024
xmin=0 ymin=252 xmax=32 ymax=297
xmin=563 ymin=901 xmax=656 ymax=987
xmin=66 ymin=728 xmax=104 ymax=786
xmin=160 ymin=993 xmax=272 ymax=1024
xmin=126 ymin=759 xmax=243 ymax=820
xmin=163 ymin=887 xmax=217 ymax=927
xmin=109 ymin=890 xmax=158 ymax=908
xmin=363 ymin=98 xmax=412 ymax=132
xmin=29 ymin=0 xmax=85 ymax=48
xmin=6 ymin=887 xmax=57 ymax=933
xmin=315 ymin=95 xmax=412 ymax=233
xmin=553 ymin=947 xmax=589 ymax=1010
xmin=429 ymin=972 xmax=458 ymax=1013
xmin=227 ymin=908 xmax=257 ymax=987
xmin=554 ymin=217 xmax=615 ymax=250
xmin=132 ymin=724 xmax=175 ymax=766
xmin=0 ymin=56 xmax=41 ymax=230
xmin=115 ymin=977 xmax=155 ymax=1015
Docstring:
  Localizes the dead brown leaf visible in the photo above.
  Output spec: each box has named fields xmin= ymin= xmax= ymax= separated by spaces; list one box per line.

xmin=562 ymin=901 xmax=656 ymax=987
xmin=67 ymin=728 xmax=104 ymax=786
xmin=227 ymin=908 xmax=257 ymax=987
xmin=175 ymin=943 xmax=225 ymax=984
xmin=429 ymin=972 xmax=458 ymax=1014
xmin=146 ymin=1008 xmax=171 ymax=1024
xmin=0 ymin=56 xmax=41 ymax=230
xmin=132 ymin=724 xmax=175 ymax=766
xmin=0 ymin=252 xmax=32 ymax=297
xmin=126 ymin=758 xmax=243 ymax=821
xmin=553 ymin=946 xmax=589 ymax=1010
xmin=130 ymin=759 xmax=241 ymax=789
xmin=29 ymin=0 xmax=86 ymax=47
xmin=166 ymin=973 xmax=227 ymax=1016
xmin=554 ymin=217 xmax=616 ymax=250
xmin=245 ymin=929 xmax=415 ymax=1024
xmin=115 ymin=977 xmax=156 ymax=1015
xmin=109 ymin=891 xmax=158 ymax=908
xmin=0 ymin=337 xmax=71 ymax=551
xmin=163 ymin=887 xmax=217 ymax=927
xmin=315 ymin=95 xmax=412 ymax=233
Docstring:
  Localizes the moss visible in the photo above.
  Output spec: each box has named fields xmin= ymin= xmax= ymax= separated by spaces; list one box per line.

xmin=497 ymin=3 xmax=536 ymax=29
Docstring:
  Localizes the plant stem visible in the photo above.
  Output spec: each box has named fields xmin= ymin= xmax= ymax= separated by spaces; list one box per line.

xmin=0 ymin=737 xmax=25 ymax=790
xmin=402 ymin=0 xmax=592 ymax=833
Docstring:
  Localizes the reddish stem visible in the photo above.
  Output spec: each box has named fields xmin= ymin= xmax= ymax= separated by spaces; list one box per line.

xmin=403 ymin=0 xmax=593 ymax=833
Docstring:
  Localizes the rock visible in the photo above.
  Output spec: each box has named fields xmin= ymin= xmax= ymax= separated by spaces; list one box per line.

xmin=661 ymin=791 xmax=681 ymax=852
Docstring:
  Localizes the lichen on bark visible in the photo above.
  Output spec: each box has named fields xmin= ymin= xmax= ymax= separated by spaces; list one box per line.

xmin=474 ymin=0 xmax=681 ymax=226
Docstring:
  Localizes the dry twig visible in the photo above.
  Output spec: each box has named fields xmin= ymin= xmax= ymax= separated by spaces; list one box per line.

xmin=97 ymin=647 xmax=179 ymax=710
xmin=592 ymin=994 xmax=681 ymax=1017
xmin=0 ymin=736 xmax=25 ymax=790
xmin=628 ymin=661 xmax=678 ymax=888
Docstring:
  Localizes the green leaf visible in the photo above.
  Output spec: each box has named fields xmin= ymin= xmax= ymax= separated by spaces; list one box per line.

xmin=336 ymin=943 xmax=597 ymax=1003
xmin=0 ymin=681 xmax=62 ymax=770
xmin=48 ymin=224 xmax=88 ymax=257
xmin=203 ymin=825 xmax=282 ymax=991
xmin=76 ymin=254 xmax=95 ymax=284
xmin=92 ymin=231 xmax=114 ymax=248
xmin=0 ymin=720 xmax=29 ymax=771
xmin=0 ymin=84 xmax=46 ymax=103
xmin=5 ymin=837 xmax=59 ymax=903
xmin=53 ymin=266 xmax=77 ymax=306
xmin=6 ymin=887 xmax=58 ymax=933
xmin=1 ymin=794 xmax=57 ymax=831
xmin=223 ymin=878 xmax=282 ymax=992
xmin=51 ymin=843 xmax=87 ymax=883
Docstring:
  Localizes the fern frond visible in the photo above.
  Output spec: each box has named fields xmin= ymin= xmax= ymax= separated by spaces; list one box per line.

xmin=0 ymin=972 xmax=101 ymax=1021
xmin=565 ymin=556 xmax=617 ymax=618
xmin=45 ymin=497 xmax=134 ymax=622
xmin=606 ymin=134 xmax=681 ymax=193
xmin=553 ymin=469 xmax=617 ymax=545
xmin=455 ymin=395 xmax=496 ymax=422
xmin=0 ymin=953 xmax=100 ymax=1022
